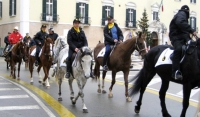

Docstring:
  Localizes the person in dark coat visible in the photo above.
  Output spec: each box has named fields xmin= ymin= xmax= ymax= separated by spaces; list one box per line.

xmin=47 ymin=28 xmax=58 ymax=43
xmin=4 ymin=32 xmax=11 ymax=52
xmin=169 ymin=5 xmax=196 ymax=80
xmin=29 ymin=35 xmax=36 ymax=47
xmin=65 ymin=19 xmax=91 ymax=78
xmin=23 ymin=33 xmax=31 ymax=44
xmin=34 ymin=24 xmax=48 ymax=66
xmin=102 ymin=15 xmax=124 ymax=71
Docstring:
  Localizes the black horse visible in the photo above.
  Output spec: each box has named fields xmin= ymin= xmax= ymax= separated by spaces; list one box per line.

xmin=129 ymin=39 xmax=200 ymax=117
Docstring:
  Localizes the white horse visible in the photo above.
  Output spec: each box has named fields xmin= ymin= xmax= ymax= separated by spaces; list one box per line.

xmin=68 ymin=46 xmax=93 ymax=113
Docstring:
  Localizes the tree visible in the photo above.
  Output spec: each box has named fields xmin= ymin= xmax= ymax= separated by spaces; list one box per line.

xmin=138 ymin=9 xmax=149 ymax=34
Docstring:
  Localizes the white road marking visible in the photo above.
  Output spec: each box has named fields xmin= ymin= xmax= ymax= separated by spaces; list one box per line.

xmin=0 ymin=83 xmax=12 ymax=85
xmin=0 ymin=88 xmax=21 ymax=91
xmin=0 ymin=76 xmax=56 ymax=117
xmin=0 ymin=105 xmax=40 ymax=110
xmin=0 ymin=95 xmax=29 ymax=99
xmin=177 ymin=89 xmax=200 ymax=98
xmin=147 ymin=78 xmax=161 ymax=86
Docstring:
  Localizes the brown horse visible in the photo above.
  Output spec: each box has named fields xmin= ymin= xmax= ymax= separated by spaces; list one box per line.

xmin=10 ymin=41 xmax=28 ymax=79
xmin=24 ymin=40 xmax=30 ymax=69
xmin=93 ymin=32 xmax=147 ymax=101
xmin=29 ymin=38 xmax=54 ymax=87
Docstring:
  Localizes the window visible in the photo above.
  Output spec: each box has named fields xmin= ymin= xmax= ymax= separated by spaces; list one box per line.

xmin=190 ymin=0 xmax=196 ymax=3
xmin=0 ymin=1 xmax=2 ymax=18
xmin=42 ymin=0 xmax=57 ymax=22
xmin=102 ymin=0 xmax=114 ymax=25
xmin=151 ymin=3 xmax=159 ymax=21
xmin=190 ymin=11 xmax=196 ymax=30
xmin=153 ymin=12 xmax=158 ymax=21
xmin=75 ymin=1 xmax=89 ymax=24
xmin=125 ymin=2 xmax=136 ymax=28
xmin=9 ymin=0 xmax=16 ymax=16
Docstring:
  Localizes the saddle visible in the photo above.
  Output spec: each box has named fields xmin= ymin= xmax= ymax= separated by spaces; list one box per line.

xmin=97 ymin=45 xmax=114 ymax=58
xmin=170 ymin=45 xmax=187 ymax=61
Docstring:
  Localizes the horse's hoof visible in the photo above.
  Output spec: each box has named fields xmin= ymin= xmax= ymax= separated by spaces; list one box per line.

xmin=126 ymin=97 xmax=132 ymax=102
xmin=38 ymin=81 xmax=42 ymax=84
xmin=42 ymin=83 xmax=45 ymax=86
xmin=135 ymin=106 xmax=140 ymax=114
xmin=46 ymin=86 xmax=50 ymax=88
xmin=17 ymin=78 xmax=20 ymax=80
xmin=97 ymin=89 xmax=101 ymax=93
xmin=58 ymin=97 xmax=62 ymax=101
xmin=30 ymin=82 xmax=33 ymax=85
xmin=70 ymin=97 xmax=74 ymax=100
xmin=102 ymin=90 xmax=107 ymax=94
xmin=108 ymin=93 xmax=113 ymax=98
xmin=163 ymin=113 xmax=172 ymax=117
xmin=72 ymin=100 xmax=76 ymax=105
xmin=83 ymin=109 xmax=88 ymax=113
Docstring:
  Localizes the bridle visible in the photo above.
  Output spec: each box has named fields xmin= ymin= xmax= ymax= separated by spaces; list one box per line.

xmin=54 ymin=38 xmax=66 ymax=57
xmin=79 ymin=50 xmax=92 ymax=70
xmin=135 ymin=37 xmax=146 ymax=54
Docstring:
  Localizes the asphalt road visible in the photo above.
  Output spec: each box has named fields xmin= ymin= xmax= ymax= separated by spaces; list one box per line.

xmin=0 ymin=57 xmax=198 ymax=117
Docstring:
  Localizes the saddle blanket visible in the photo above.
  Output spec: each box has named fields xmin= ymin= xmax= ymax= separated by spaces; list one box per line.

xmin=30 ymin=48 xmax=43 ymax=57
xmin=97 ymin=47 xmax=106 ymax=58
xmin=60 ymin=53 xmax=68 ymax=67
xmin=155 ymin=48 xmax=173 ymax=67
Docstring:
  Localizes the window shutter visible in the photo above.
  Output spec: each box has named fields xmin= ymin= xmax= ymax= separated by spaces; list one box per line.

xmin=194 ymin=0 xmax=196 ymax=3
xmin=133 ymin=9 xmax=136 ymax=27
xmin=194 ymin=17 xmax=196 ymax=30
xmin=153 ymin=12 xmax=155 ymax=20
xmin=0 ymin=2 xmax=1 ymax=17
xmin=42 ymin=0 xmax=46 ymax=21
xmin=53 ymin=0 xmax=57 ymax=22
xmin=190 ymin=0 xmax=192 ymax=3
xmin=126 ymin=9 xmax=129 ymax=27
xmin=190 ymin=17 xmax=192 ymax=26
xmin=85 ymin=3 xmax=89 ymax=24
xmin=14 ymin=0 xmax=16 ymax=15
xmin=111 ymin=7 xmax=114 ymax=18
xmin=102 ymin=6 xmax=106 ymax=25
xmin=9 ymin=0 xmax=12 ymax=16
xmin=76 ymin=3 xmax=80 ymax=18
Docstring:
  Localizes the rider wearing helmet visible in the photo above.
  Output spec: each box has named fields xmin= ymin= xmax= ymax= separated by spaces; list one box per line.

xmin=169 ymin=5 xmax=197 ymax=80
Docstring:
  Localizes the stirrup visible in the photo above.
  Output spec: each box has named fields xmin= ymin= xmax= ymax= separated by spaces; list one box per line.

xmin=65 ymin=72 xmax=70 ymax=78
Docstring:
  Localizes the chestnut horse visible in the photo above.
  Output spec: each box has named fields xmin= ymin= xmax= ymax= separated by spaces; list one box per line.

xmin=10 ymin=41 xmax=28 ymax=79
xmin=29 ymin=38 xmax=54 ymax=87
xmin=93 ymin=32 xmax=147 ymax=101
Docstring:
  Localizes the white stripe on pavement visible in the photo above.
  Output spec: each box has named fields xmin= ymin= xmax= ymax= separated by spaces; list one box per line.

xmin=0 ymin=105 xmax=40 ymax=110
xmin=177 ymin=89 xmax=200 ymax=98
xmin=0 ymin=95 xmax=29 ymax=99
xmin=0 ymin=76 xmax=56 ymax=117
xmin=147 ymin=78 xmax=161 ymax=86
xmin=0 ymin=83 xmax=12 ymax=85
xmin=0 ymin=88 xmax=21 ymax=91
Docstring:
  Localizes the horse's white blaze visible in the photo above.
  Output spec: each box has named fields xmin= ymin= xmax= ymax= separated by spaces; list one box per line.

xmin=50 ymin=43 xmax=53 ymax=56
xmin=81 ymin=55 xmax=92 ymax=78
xmin=143 ymin=41 xmax=148 ymax=53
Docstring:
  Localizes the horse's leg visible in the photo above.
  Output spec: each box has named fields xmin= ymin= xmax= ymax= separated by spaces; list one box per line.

xmin=45 ymin=67 xmax=51 ymax=87
xmin=135 ymin=69 xmax=156 ymax=114
xmin=17 ymin=62 xmax=21 ymax=80
xmin=29 ymin=58 xmax=34 ymax=83
xmin=58 ymin=74 xmax=63 ymax=101
xmin=42 ymin=67 xmax=48 ymax=87
xmin=108 ymin=71 xmax=116 ymax=98
xmin=95 ymin=63 xmax=102 ymax=93
xmin=10 ymin=61 xmax=14 ymax=78
xmin=68 ymin=78 xmax=74 ymax=100
xmin=159 ymin=79 xmax=171 ymax=117
xmin=37 ymin=65 xmax=42 ymax=83
xmin=180 ymin=84 xmax=191 ymax=117
xmin=123 ymin=69 xmax=132 ymax=102
xmin=80 ymin=79 xmax=88 ymax=113
xmin=102 ymin=71 xmax=107 ymax=93
xmin=13 ymin=63 xmax=16 ymax=79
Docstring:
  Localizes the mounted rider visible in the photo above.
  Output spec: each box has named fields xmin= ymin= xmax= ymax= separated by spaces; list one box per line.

xmin=3 ymin=32 xmax=11 ymax=52
xmin=47 ymin=28 xmax=58 ymax=43
xmin=23 ymin=33 xmax=31 ymax=44
xmin=65 ymin=18 xmax=94 ymax=78
xmin=169 ymin=5 xmax=197 ymax=80
xmin=34 ymin=24 xmax=48 ymax=66
xmin=4 ymin=26 xmax=23 ymax=60
xmin=102 ymin=15 xmax=124 ymax=71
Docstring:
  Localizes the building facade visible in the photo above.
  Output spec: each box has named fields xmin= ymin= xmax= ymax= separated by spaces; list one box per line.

xmin=0 ymin=0 xmax=199 ymax=48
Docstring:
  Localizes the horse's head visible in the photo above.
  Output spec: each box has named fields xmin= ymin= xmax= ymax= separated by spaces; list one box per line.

xmin=44 ymin=37 xmax=54 ymax=57
xmin=135 ymin=32 xmax=147 ymax=59
xmin=78 ymin=46 xmax=93 ymax=78
xmin=17 ymin=42 xmax=28 ymax=62
xmin=53 ymin=36 xmax=67 ymax=63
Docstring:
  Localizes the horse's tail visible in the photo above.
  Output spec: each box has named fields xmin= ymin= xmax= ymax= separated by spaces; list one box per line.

xmin=128 ymin=68 xmax=145 ymax=97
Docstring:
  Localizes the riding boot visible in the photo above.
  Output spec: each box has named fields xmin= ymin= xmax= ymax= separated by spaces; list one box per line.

xmin=102 ymin=55 xmax=109 ymax=71
xmin=35 ymin=53 xmax=39 ymax=66
xmin=65 ymin=59 xmax=71 ymax=78
xmin=172 ymin=60 xmax=182 ymax=80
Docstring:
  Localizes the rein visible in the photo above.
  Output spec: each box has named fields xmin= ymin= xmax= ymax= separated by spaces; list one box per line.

xmin=135 ymin=37 xmax=146 ymax=54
